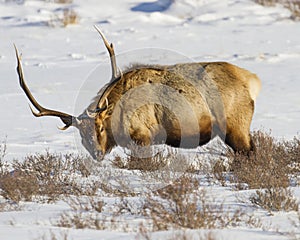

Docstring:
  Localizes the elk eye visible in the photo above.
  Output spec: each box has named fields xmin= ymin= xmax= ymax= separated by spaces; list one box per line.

xmin=100 ymin=126 xmax=104 ymax=132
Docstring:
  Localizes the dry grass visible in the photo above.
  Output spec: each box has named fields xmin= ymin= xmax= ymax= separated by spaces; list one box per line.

xmin=65 ymin=196 xmax=105 ymax=213
xmin=112 ymin=144 xmax=198 ymax=174
xmin=4 ymin=0 xmax=79 ymax=27
xmin=0 ymin=201 xmax=23 ymax=212
xmin=53 ymin=199 xmax=130 ymax=232
xmin=34 ymin=230 xmax=70 ymax=240
xmin=254 ymin=0 xmax=300 ymax=20
xmin=48 ymin=8 xmax=79 ymax=27
xmin=290 ymin=211 xmax=300 ymax=239
xmin=229 ymin=130 xmax=299 ymax=212
xmin=56 ymin=196 xmax=105 ymax=230
xmin=1 ymin=130 xmax=299 ymax=235
xmin=56 ymin=196 xmax=136 ymax=231
xmin=0 ymin=170 xmax=40 ymax=202
xmin=0 ymin=151 xmax=98 ymax=203
xmin=255 ymin=0 xmax=279 ymax=6
xmin=168 ymin=231 xmax=218 ymax=240
xmin=54 ymin=0 xmax=73 ymax=3
xmin=57 ymin=211 xmax=103 ymax=230
xmin=61 ymin=8 xmax=79 ymax=26
xmin=136 ymin=222 xmax=152 ymax=240
xmin=56 ymin=195 xmax=139 ymax=231
xmin=55 ymin=175 xmax=248 ymax=233
xmin=229 ymin=131 xmax=291 ymax=189
xmin=112 ymin=144 xmax=169 ymax=171
xmin=55 ymin=130 xmax=299 ymax=233
xmin=250 ymin=187 xmax=299 ymax=212
xmin=136 ymin=227 xmax=218 ymax=240
xmin=143 ymin=175 xmax=243 ymax=231
xmin=112 ymin=153 xmax=167 ymax=172
xmin=212 ymin=159 xmax=228 ymax=186
xmin=287 ymin=136 xmax=300 ymax=176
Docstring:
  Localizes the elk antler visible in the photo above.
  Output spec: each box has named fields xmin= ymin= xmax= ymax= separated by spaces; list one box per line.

xmin=14 ymin=45 xmax=79 ymax=130
xmin=94 ymin=25 xmax=118 ymax=80
xmin=86 ymin=97 xmax=109 ymax=118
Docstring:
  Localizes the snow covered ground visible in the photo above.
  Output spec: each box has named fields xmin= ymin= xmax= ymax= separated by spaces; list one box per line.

xmin=0 ymin=0 xmax=300 ymax=239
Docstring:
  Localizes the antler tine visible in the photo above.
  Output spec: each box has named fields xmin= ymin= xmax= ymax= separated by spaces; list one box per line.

xmin=94 ymin=25 xmax=118 ymax=80
xmin=96 ymin=97 xmax=109 ymax=112
xmin=85 ymin=97 xmax=109 ymax=118
xmin=14 ymin=44 xmax=77 ymax=129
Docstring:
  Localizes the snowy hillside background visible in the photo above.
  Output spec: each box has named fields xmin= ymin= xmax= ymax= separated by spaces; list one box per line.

xmin=0 ymin=0 xmax=300 ymax=239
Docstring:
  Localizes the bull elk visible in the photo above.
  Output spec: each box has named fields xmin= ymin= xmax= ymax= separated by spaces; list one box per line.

xmin=15 ymin=26 xmax=261 ymax=160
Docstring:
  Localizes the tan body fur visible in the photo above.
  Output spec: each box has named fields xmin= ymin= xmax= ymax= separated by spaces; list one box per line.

xmin=94 ymin=62 xmax=261 ymax=156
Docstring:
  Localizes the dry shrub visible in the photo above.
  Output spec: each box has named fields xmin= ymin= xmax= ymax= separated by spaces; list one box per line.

xmin=111 ymin=146 xmax=200 ymax=198
xmin=287 ymin=136 xmax=300 ymax=175
xmin=54 ymin=0 xmax=73 ymax=3
xmin=56 ymin=196 xmax=105 ymax=230
xmin=295 ymin=213 xmax=300 ymax=234
xmin=62 ymin=9 xmax=78 ymax=26
xmin=113 ymin=144 xmax=168 ymax=171
xmin=34 ymin=230 xmax=70 ymax=240
xmin=136 ymin=222 xmax=152 ymax=240
xmin=229 ymin=130 xmax=299 ymax=212
xmin=144 ymin=175 xmax=243 ymax=231
xmin=230 ymin=130 xmax=300 ymax=188
xmin=98 ymin=181 xmax=136 ymax=197
xmin=48 ymin=8 xmax=79 ymax=27
xmin=212 ymin=159 xmax=229 ymax=186
xmin=254 ymin=0 xmax=300 ymax=20
xmin=112 ymin=144 xmax=194 ymax=174
xmin=0 ymin=141 xmax=38 ymax=202
xmin=136 ymin=227 xmax=218 ymax=240
xmin=56 ymin=195 xmax=133 ymax=231
xmin=0 ymin=171 xmax=39 ymax=202
xmin=115 ymin=153 xmax=167 ymax=171
xmin=288 ymin=1 xmax=300 ymax=20
xmin=255 ymin=0 xmax=278 ymax=6
xmin=250 ymin=188 xmax=299 ymax=212
xmin=0 ymin=201 xmax=22 ymax=212
xmin=66 ymin=196 xmax=105 ymax=213
xmin=169 ymin=231 xmax=218 ymax=240
xmin=57 ymin=211 xmax=103 ymax=230
xmin=56 ymin=175 xmax=245 ymax=233
xmin=229 ymin=131 xmax=291 ymax=189
xmin=0 ymin=151 xmax=98 ymax=202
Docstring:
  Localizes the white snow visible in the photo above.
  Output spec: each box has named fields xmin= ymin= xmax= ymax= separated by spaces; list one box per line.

xmin=0 ymin=0 xmax=300 ymax=239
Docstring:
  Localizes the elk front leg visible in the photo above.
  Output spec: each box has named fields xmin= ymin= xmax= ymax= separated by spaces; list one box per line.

xmin=225 ymin=129 xmax=253 ymax=154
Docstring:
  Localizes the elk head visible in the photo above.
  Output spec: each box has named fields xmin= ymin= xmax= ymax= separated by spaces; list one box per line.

xmin=14 ymin=26 xmax=118 ymax=160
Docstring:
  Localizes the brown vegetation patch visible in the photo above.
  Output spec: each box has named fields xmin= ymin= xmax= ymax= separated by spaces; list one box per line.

xmin=0 ymin=151 xmax=97 ymax=203
xmin=143 ymin=175 xmax=243 ymax=231
xmin=254 ymin=0 xmax=300 ymax=20
xmin=229 ymin=130 xmax=299 ymax=211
